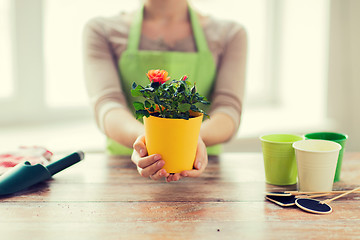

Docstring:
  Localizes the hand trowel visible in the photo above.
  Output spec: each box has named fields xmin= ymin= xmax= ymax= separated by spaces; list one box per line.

xmin=0 ymin=151 xmax=84 ymax=196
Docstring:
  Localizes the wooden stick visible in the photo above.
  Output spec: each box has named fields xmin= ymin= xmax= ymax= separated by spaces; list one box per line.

xmin=296 ymin=193 xmax=333 ymax=199
xmin=284 ymin=190 xmax=360 ymax=195
xmin=323 ymin=186 xmax=360 ymax=204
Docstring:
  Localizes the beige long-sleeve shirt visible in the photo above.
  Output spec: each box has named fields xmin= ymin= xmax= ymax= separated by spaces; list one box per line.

xmin=83 ymin=11 xmax=247 ymax=139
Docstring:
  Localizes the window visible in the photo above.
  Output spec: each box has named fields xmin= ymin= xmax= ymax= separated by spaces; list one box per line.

xmin=44 ymin=0 xmax=140 ymax=107
xmin=0 ymin=0 xmax=330 ymax=139
xmin=192 ymin=0 xmax=272 ymax=105
xmin=240 ymin=0 xmax=329 ymax=137
xmin=43 ymin=0 xmax=270 ymax=107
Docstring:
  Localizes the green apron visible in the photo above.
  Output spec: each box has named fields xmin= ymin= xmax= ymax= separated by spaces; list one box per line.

xmin=107 ymin=5 xmax=222 ymax=155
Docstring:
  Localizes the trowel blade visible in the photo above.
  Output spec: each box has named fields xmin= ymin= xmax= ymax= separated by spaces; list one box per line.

xmin=0 ymin=151 xmax=84 ymax=196
xmin=0 ymin=161 xmax=51 ymax=195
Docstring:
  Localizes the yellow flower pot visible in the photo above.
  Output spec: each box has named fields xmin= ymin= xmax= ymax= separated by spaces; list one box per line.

xmin=143 ymin=113 xmax=203 ymax=173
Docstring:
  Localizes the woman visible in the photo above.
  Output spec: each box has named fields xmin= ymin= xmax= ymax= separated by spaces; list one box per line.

xmin=83 ymin=0 xmax=247 ymax=182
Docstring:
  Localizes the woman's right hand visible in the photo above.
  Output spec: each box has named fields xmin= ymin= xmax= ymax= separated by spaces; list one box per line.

xmin=131 ymin=135 xmax=170 ymax=180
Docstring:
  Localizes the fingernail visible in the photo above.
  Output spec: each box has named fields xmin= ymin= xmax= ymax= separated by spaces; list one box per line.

xmin=154 ymin=155 xmax=161 ymax=161
xmin=159 ymin=170 xmax=164 ymax=177
xmin=139 ymin=148 xmax=145 ymax=156
xmin=157 ymin=160 xmax=164 ymax=166
xmin=196 ymin=162 xmax=201 ymax=170
xmin=182 ymin=172 xmax=188 ymax=177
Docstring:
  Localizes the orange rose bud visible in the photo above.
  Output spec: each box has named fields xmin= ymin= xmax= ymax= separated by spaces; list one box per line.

xmin=146 ymin=69 xmax=170 ymax=84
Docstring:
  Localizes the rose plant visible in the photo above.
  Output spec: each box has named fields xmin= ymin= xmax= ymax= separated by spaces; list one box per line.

xmin=131 ymin=69 xmax=210 ymax=119
xmin=131 ymin=69 xmax=209 ymax=173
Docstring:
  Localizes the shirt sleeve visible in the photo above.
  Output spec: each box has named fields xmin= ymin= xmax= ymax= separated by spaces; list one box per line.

xmin=82 ymin=17 xmax=131 ymax=133
xmin=209 ymin=23 xmax=247 ymax=138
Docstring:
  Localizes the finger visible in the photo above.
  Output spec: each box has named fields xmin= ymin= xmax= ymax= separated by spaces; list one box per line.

xmin=166 ymin=173 xmax=182 ymax=182
xmin=195 ymin=161 xmax=202 ymax=170
xmin=193 ymin=144 xmax=207 ymax=171
xmin=180 ymin=169 xmax=201 ymax=178
xmin=172 ymin=173 xmax=182 ymax=181
xmin=131 ymin=149 xmax=142 ymax=167
xmin=139 ymin=159 xmax=165 ymax=178
xmin=180 ymin=170 xmax=189 ymax=177
xmin=137 ymin=154 xmax=162 ymax=169
xmin=180 ymin=155 xmax=207 ymax=177
xmin=166 ymin=174 xmax=173 ymax=183
xmin=180 ymin=141 xmax=207 ymax=178
xmin=182 ymin=157 xmax=206 ymax=177
xmin=150 ymin=169 xmax=169 ymax=181
xmin=133 ymin=135 xmax=148 ymax=157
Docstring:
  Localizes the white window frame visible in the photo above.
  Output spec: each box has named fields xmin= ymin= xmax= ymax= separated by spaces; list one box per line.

xmin=0 ymin=0 xmax=91 ymax=125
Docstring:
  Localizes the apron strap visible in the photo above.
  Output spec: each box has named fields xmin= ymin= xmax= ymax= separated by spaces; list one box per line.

xmin=188 ymin=5 xmax=209 ymax=52
xmin=127 ymin=4 xmax=210 ymax=53
xmin=127 ymin=5 xmax=144 ymax=51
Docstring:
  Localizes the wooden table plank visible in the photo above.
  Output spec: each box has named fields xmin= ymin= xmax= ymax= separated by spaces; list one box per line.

xmin=2 ymin=153 xmax=359 ymax=202
xmin=1 ymin=201 xmax=360 ymax=239
xmin=0 ymin=152 xmax=359 ymax=239
xmin=1 ymin=200 xmax=360 ymax=235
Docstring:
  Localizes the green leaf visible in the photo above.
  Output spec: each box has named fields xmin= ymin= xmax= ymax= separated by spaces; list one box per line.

xmin=135 ymin=109 xmax=150 ymax=119
xmin=190 ymin=105 xmax=200 ymax=112
xmin=135 ymin=112 xmax=142 ymax=120
xmin=131 ymin=89 xmax=141 ymax=97
xmin=200 ymin=100 xmax=210 ymax=105
xmin=178 ymin=103 xmax=191 ymax=112
xmin=131 ymin=82 xmax=137 ymax=90
xmin=177 ymin=83 xmax=185 ymax=93
xmin=131 ymin=85 xmax=144 ymax=97
xmin=133 ymin=102 xmax=145 ymax=111
xmin=162 ymin=92 xmax=170 ymax=99
xmin=144 ymin=87 xmax=155 ymax=92
xmin=154 ymin=95 xmax=161 ymax=105
xmin=144 ymin=100 xmax=151 ymax=108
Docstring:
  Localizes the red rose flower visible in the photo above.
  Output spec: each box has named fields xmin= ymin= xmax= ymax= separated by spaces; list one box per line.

xmin=146 ymin=69 xmax=170 ymax=84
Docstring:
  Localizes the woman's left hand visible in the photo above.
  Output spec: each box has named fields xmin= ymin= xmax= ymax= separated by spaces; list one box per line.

xmin=166 ymin=137 xmax=208 ymax=182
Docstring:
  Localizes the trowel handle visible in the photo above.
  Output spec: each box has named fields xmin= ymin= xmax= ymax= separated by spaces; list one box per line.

xmin=47 ymin=151 xmax=84 ymax=176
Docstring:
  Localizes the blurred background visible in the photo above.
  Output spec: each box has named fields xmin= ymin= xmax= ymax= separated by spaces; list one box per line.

xmin=0 ymin=0 xmax=359 ymax=154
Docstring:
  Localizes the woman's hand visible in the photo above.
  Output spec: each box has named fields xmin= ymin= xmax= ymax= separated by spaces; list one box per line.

xmin=131 ymin=135 xmax=208 ymax=182
xmin=166 ymin=137 xmax=208 ymax=182
xmin=131 ymin=135 xmax=170 ymax=180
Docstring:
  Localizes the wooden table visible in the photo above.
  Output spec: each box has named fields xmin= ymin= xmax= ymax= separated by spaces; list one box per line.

xmin=1 ymin=152 xmax=360 ymax=239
